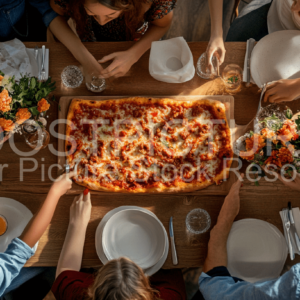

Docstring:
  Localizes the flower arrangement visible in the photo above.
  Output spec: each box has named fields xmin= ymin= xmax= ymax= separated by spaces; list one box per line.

xmin=0 ymin=71 xmax=56 ymax=142
xmin=238 ymin=108 xmax=300 ymax=179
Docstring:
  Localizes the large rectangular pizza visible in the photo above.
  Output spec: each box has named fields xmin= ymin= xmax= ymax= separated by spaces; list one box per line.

xmin=65 ymin=97 xmax=233 ymax=193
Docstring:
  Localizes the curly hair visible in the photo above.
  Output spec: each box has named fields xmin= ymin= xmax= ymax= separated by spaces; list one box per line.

xmin=69 ymin=0 xmax=149 ymax=40
xmin=87 ymin=257 xmax=160 ymax=300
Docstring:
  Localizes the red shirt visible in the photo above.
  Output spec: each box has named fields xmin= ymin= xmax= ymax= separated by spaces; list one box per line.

xmin=52 ymin=269 xmax=187 ymax=300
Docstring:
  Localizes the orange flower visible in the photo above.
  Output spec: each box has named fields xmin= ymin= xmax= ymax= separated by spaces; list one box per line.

xmin=261 ymin=128 xmax=275 ymax=139
xmin=0 ymin=89 xmax=12 ymax=112
xmin=0 ymin=118 xmax=14 ymax=132
xmin=277 ymin=120 xmax=299 ymax=145
xmin=16 ymin=108 xmax=31 ymax=124
xmin=240 ymin=134 xmax=266 ymax=160
xmin=264 ymin=147 xmax=294 ymax=167
xmin=37 ymin=98 xmax=50 ymax=113
xmin=0 ymin=75 xmax=3 ymax=82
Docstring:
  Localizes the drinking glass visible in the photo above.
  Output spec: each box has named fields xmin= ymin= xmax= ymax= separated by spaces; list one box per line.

xmin=196 ymin=52 xmax=218 ymax=79
xmin=186 ymin=208 xmax=211 ymax=234
xmin=222 ymin=64 xmax=243 ymax=93
xmin=86 ymin=72 xmax=106 ymax=93
xmin=22 ymin=124 xmax=50 ymax=150
xmin=61 ymin=65 xmax=83 ymax=88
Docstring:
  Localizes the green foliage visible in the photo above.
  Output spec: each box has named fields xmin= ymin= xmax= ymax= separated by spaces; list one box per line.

xmin=259 ymin=114 xmax=283 ymax=132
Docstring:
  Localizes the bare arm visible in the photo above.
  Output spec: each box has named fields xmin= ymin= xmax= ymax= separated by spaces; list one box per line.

xmin=207 ymin=0 xmax=226 ymax=66
xmin=19 ymin=172 xmax=75 ymax=248
xmin=56 ymin=192 xmax=91 ymax=278
xmin=99 ymin=12 xmax=173 ymax=78
xmin=203 ymin=175 xmax=244 ymax=273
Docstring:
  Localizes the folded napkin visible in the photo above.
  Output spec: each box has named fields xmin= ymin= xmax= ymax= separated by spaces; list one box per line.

xmin=243 ymin=38 xmax=256 ymax=83
xmin=0 ymin=38 xmax=49 ymax=80
xmin=279 ymin=208 xmax=300 ymax=255
xmin=149 ymin=37 xmax=195 ymax=83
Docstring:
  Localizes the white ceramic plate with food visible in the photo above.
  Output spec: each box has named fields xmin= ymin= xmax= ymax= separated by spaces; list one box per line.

xmin=102 ymin=209 xmax=165 ymax=270
xmin=0 ymin=197 xmax=38 ymax=253
xmin=227 ymin=218 xmax=287 ymax=283
xmin=95 ymin=206 xmax=169 ymax=276
xmin=251 ymin=30 xmax=300 ymax=87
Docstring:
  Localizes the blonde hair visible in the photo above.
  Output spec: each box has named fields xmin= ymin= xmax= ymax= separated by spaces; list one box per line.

xmin=87 ymin=257 xmax=159 ymax=300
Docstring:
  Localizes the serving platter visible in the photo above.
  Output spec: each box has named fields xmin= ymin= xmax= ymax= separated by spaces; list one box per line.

xmin=57 ymin=95 xmax=237 ymax=195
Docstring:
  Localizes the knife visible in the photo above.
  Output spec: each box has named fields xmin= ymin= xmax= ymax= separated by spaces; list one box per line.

xmin=246 ymin=38 xmax=255 ymax=87
xmin=283 ymin=208 xmax=295 ymax=260
xmin=288 ymin=202 xmax=300 ymax=252
xmin=169 ymin=217 xmax=178 ymax=265
xmin=34 ymin=46 xmax=40 ymax=79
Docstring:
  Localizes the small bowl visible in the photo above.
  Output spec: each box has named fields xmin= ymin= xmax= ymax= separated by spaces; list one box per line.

xmin=0 ymin=215 xmax=8 ymax=236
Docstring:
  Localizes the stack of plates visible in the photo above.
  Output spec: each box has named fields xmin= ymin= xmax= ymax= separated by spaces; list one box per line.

xmin=95 ymin=206 xmax=169 ymax=276
xmin=227 ymin=219 xmax=288 ymax=283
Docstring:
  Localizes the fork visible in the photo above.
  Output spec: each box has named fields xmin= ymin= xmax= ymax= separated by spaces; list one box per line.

xmin=40 ymin=45 xmax=46 ymax=81
xmin=282 ymin=208 xmax=295 ymax=260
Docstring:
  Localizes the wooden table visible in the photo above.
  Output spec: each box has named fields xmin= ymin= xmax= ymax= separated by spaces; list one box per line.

xmin=1 ymin=42 xmax=300 ymax=268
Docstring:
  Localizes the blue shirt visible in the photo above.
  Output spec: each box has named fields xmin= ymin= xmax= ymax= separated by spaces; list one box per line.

xmin=0 ymin=238 xmax=34 ymax=296
xmin=199 ymin=265 xmax=300 ymax=300
xmin=0 ymin=0 xmax=58 ymax=38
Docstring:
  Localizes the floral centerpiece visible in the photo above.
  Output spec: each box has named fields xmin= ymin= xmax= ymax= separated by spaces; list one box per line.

xmin=237 ymin=105 xmax=300 ymax=179
xmin=0 ymin=71 xmax=56 ymax=143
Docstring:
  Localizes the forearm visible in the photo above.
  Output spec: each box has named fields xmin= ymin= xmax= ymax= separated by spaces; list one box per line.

xmin=56 ymin=223 xmax=87 ymax=278
xmin=208 ymin=0 xmax=223 ymax=38
xmin=49 ymin=16 xmax=97 ymax=67
xmin=129 ymin=22 xmax=171 ymax=61
xmin=20 ymin=190 xmax=60 ymax=248
xmin=203 ymin=205 xmax=236 ymax=272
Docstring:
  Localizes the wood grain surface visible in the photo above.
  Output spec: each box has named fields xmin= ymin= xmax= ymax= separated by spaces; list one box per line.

xmin=1 ymin=42 xmax=300 ymax=268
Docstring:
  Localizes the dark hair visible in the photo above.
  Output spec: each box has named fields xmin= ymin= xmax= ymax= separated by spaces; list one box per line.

xmin=69 ymin=0 xmax=148 ymax=40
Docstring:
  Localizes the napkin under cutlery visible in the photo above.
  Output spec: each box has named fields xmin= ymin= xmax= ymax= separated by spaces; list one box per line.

xmin=243 ymin=38 xmax=256 ymax=83
xmin=0 ymin=38 xmax=49 ymax=80
xmin=279 ymin=207 xmax=300 ymax=255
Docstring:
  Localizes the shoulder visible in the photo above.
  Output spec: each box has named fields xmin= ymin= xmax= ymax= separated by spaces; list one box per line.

xmin=52 ymin=270 xmax=94 ymax=300
xmin=145 ymin=0 xmax=177 ymax=21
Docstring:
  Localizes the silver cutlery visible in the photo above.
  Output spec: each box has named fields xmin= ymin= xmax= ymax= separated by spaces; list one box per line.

xmin=288 ymin=202 xmax=300 ymax=252
xmin=169 ymin=216 xmax=178 ymax=265
xmin=283 ymin=208 xmax=295 ymax=260
xmin=246 ymin=38 xmax=255 ymax=87
xmin=40 ymin=45 xmax=46 ymax=81
xmin=34 ymin=46 xmax=40 ymax=79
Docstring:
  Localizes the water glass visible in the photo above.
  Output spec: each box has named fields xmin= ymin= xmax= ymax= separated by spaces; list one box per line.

xmin=61 ymin=65 xmax=83 ymax=88
xmin=86 ymin=73 xmax=106 ymax=93
xmin=22 ymin=124 xmax=50 ymax=150
xmin=222 ymin=64 xmax=243 ymax=93
xmin=196 ymin=52 xmax=218 ymax=79
xmin=186 ymin=208 xmax=211 ymax=234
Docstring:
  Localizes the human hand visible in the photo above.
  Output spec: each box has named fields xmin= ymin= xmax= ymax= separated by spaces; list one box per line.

xmin=82 ymin=57 xmax=104 ymax=83
xmin=70 ymin=189 xmax=92 ymax=227
xmin=264 ymin=79 xmax=300 ymax=103
xmin=206 ymin=35 xmax=226 ymax=71
xmin=98 ymin=50 xmax=138 ymax=78
xmin=276 ymin=169 xmax=300 ymax=191
xmin=223 ymin=174 xmax=244 ymax=218
xmin=50 ymin=171 xmax=76 ymax=198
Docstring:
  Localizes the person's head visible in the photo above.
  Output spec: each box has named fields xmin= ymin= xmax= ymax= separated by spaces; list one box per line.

xmin=70 ymin=0 xmax=146 ymax=40
xmin=87 ymin=257 xmax=158 ymax=300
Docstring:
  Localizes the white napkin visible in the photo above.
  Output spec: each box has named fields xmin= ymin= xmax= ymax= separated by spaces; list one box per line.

xmin=0 ymin=38 xmax=49 ymax=80
xmin=279 ymin=208 xmax=300 ymax=255
xmin=149 ymin=37 xmax=195 ymax=83
xmin=243 ymin=38 xmax=255 ymax=83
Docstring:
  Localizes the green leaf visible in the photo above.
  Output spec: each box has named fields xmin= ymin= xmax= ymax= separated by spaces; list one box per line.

xmin=295 ymin=115 xmax=300 ymax=131
xmin=0 ymin=70 xmax=4 ymax=76
xmin=285 ymin=109 xmax=293 ymax=119
xmin=29 ymin=107 xmax=40 ymax=116
xmin=254 ymin=181 xmax=259 ymax=186
xmin=58 ymin=104 xmax=61 ymax=112
xmin=30 ymin=77 xmax=36 ymax=89
xmin=249 ymin=131 xmax=254 ymax=137
xmin=52 ymin=95 xmax=56 ymax=102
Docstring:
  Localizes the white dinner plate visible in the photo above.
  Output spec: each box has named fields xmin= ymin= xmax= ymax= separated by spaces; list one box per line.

xmin=102 ymin=209 xmax=165 ymax=270
xmin=95 ymin=206 xmax=169 ymax=276
xmin=227 ymin=219 xmax=288 ymax=283
xmin=251 ymin=30 xmax=300 ymax=87
xmin=0 ymin=197 xmax=38 ymax=253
